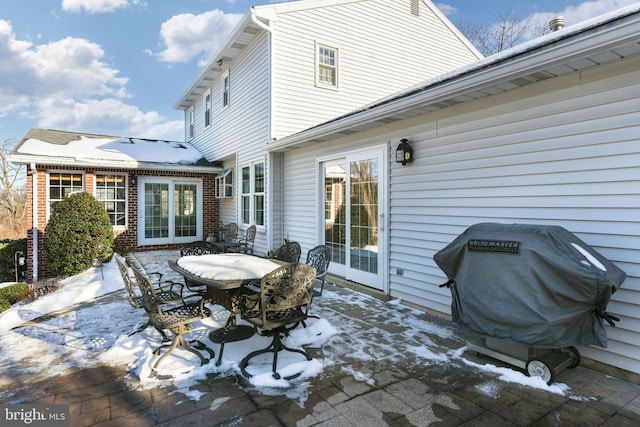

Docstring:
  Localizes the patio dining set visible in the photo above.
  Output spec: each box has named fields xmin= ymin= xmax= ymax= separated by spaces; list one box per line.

xmin=116 ymin=233 xmax=331 ymax=381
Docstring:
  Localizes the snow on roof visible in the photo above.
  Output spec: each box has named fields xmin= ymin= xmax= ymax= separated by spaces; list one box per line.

xmin=11 ymin=129 xmax=217 ymax=172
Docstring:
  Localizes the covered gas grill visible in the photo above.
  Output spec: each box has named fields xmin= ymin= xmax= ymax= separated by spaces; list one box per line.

xmin=434 ymin=223 xmax=626 ymax=384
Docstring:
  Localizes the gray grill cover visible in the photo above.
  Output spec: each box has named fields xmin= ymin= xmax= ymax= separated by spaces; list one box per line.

xmin=434 ymin=223 xmax=626 ymax=348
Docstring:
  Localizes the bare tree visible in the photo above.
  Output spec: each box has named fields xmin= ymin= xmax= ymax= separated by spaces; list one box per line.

xmin=1 ymin=139 xmax=27 ymax=239
xmin=459 ymin=6 xmax=551 ymax=56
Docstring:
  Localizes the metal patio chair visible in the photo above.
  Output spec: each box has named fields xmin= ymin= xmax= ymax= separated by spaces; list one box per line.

xmin=179 ymin=241 xmax=221 ymax=296
xmin=268 ymin=240 xmax=301 ymax=263
xmin=132 ymin=266 xmax=214 ymax=378
xmin=216 ymin=222 xmax=239 ymax=252
xmin=228 ymin=225 xmax=256 ymax=255
xmin=239 ymin=263 xmax=316 ymax=380
xmin=305 ymin=245 xmax=331 ymax=296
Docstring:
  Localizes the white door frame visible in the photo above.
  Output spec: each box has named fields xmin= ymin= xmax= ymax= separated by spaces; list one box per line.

xmin=317 ymin=145 xmax=388 ymax=291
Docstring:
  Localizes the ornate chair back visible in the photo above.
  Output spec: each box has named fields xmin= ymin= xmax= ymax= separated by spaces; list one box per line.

xmin=180 ymin=241 xmax=220 ymax=257
xmin=305 ymin=245 xmax=332 ymax=295
xmin=234 ymin=225 xmax=257 ymax=254
xmin=269 ymin=241 xmax=301 ymax=263
xmin=116 ymin=255 xmax=143 ymax=309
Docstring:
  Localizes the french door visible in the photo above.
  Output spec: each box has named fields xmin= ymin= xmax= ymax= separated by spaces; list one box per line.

xmin=137 ymin=177 xmax=202 ymax=246
xmin=322 ymin=149 xmax=385 ymax=289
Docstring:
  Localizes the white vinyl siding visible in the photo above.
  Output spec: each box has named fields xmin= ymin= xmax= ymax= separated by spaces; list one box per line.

xmin=279 ymin=56 xmax=640 ymax=375
xmin=271 ymin=0 xmax=480 ymax=139
xmin=188 ymin=34 xmax=270 ymax=162
xmin=385 ymin=60 xmax=640 ymax=374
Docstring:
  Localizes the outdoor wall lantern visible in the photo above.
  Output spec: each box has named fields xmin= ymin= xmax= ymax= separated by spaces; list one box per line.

xmin=395 ymin=139 xmax=413 ymax=166
xmin=129 ymin=175 xmax=137 ymax=186
xmin=14 ymin=251 xmax=25 ymax=283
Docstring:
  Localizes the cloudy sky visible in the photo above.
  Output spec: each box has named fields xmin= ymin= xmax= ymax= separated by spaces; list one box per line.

xmin=0 ymin=0 xmax=637 ymax=143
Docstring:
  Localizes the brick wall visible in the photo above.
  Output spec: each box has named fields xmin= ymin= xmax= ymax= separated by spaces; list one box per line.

xmin=25 ymin=166 xmax=218 ymax=280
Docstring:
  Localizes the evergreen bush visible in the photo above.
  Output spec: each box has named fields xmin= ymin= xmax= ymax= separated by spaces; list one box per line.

xmin=44 ymin=192 xmax=114 ymax=278
xmin=0 ymin=282 xmax=28 ymax=313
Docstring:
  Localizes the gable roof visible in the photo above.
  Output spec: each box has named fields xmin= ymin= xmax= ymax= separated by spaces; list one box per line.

xmin=173 ymin=0 xmax=478 ymax=111
xmin=10 ymin=129 xmax=220 ymax=173
xmin=266 ymin=4 xmax=640 ymax=151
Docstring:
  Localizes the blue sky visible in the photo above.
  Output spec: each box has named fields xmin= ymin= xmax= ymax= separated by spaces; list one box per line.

xmin=0 ymin=0 xmax=637 ymax=143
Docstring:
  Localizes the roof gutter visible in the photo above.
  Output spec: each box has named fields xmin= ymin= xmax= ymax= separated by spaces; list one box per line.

xmin=9 ymin=155 xmax=222 ymax=173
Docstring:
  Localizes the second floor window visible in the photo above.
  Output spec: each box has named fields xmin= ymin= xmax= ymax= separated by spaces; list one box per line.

xmin=241 ymin=160 xmax=265 ymax=227
xmin=222 ymin=70 xmax=230 ymax=108
xmin=317 ymin=44 xmax=338 ymax=88
xmin=95 ymin=174 xmax=127 ymax=227
xmin=188 ymin=108 xmax=195 ymax=139
xmin=204 ymin=92 xmax=211 ymax=127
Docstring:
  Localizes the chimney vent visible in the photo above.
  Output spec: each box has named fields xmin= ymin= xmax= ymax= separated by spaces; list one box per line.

xmin=549 ymin=16 xmax=565 ymax=32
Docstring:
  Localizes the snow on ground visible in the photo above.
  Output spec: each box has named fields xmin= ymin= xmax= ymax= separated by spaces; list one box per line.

xmin=0 ymin=251 xmax=579 ymax=404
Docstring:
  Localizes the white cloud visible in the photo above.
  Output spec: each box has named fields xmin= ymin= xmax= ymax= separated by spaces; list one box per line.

xmin=61 ymin=0 xmax=144 ymax=14
xmin=0 ymin=20 xmax=128 ymax=103
xmin=36 ymin=97 xmax=183 ymax=140
xmin=531 ymin=0 xmax=639 ymax=27
xmin=566 ymin=0 xmax=639 ymax=23
xmin=0 ymin=19 xmax=179 ymax=140
xmin=152 ymin=10 xmax=243 ymax=63
xmin=435 ymin=3 xmax=458 ymax=17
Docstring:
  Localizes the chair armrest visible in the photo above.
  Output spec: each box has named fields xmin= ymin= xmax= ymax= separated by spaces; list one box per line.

xmin=147 ymin=271 xmax=164 ymax=283
xmin=156 ymin=280 xmax=185 ymax=298
xmin=235 ymin=285 xmax=260 ymax=318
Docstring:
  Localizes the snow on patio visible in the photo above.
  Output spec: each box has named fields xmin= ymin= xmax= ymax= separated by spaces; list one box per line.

xmin=0 ymin=250 xmax=575 ymax=405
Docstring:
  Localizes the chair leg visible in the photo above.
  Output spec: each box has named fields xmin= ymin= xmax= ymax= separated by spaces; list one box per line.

xmin=149 ymin=324 xmax=214 ymax=378
xmin=240 ymin=332 xmax=311 ymax=380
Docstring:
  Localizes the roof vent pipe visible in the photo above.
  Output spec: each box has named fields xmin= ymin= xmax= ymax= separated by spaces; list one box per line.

xmin=549 ymin=16 xmax=565 ymax=32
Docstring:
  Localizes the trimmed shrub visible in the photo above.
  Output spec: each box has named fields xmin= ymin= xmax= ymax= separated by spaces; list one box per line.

xmin=0 ymin=282 xmax=28 ymax=313
xmin=44 ymin=192 xmax=114 ymax=278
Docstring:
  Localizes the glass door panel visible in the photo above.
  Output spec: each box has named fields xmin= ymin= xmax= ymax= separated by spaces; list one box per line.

xmin=174 ymin=183 xmax=197 ymax=238
xmin=324 ymin=164 xmax=347 ymax=268
xmin=322 ymin=149 xmax=383 ymax=289
xmin=350 ymin=158 xmax=379 ymax=275
xmin=144 ymin=183 xmax=169 ymax=240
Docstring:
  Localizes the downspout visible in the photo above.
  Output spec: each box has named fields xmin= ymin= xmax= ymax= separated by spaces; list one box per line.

xmin=250 ymin=8 xmax=274 ymax=137
xmin=251 ymin=8 xmax=279 ymax=251
xmin=30 ymin=162 xmax=38 ymax=280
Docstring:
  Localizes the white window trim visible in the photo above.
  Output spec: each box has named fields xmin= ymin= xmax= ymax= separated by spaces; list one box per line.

xmin=46 ymin=170 xmax=85 ymax=221
xmin=137 ymin=177 xmax=203 ymax=246
xmin=215 ymin=168 xmax=233 ymax=198
xmin=204 ymin=89 xmax=212 ymax=128
xmin=187 ymin=107 xmax=195 ymax=140
xmin=239 ymin=159 xmax=265 ymax=229
xmin=222 ymin=69 xmax=230 ymax=109
xmin=93 ymin=172 xmax=128 ymax=230
xmin=315 ymin=42 xmax=339 ymax=90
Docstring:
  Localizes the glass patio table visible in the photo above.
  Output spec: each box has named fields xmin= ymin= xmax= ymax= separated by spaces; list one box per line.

xmin=168 ymin=253 xmax=282 ymax=365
